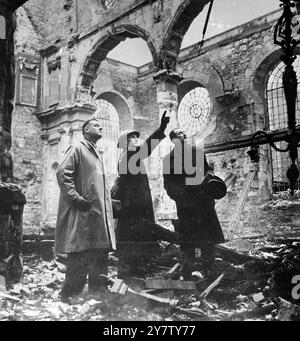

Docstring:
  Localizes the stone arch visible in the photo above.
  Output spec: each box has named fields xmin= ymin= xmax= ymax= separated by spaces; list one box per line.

xmin=179 ymin=72 xmax=223 ymax=106
xmin=178 ymin=79 xmax=204 ymax=103
xmin=96 ymin=90 xmax=133 ymax=132
xmin=178 ymin=76 xmax=222 ymax=102
xmin=159 ymin=0 xmax=211 ymax=70
xmin=252 ymin=48 xmax=288 ymax=96
xmin=78 ymin=25 xmax=158 ymax=89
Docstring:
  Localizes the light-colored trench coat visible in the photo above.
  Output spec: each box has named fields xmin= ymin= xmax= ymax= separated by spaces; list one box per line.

xmin=55 ymin=139 xmax=116 ymax=254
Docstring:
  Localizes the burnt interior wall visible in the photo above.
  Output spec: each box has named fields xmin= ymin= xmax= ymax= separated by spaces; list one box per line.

xmin=10 ymin=2 xmax=300 ymax=237
xmin=136 ymin=73 xmax=159 ymax=136
xmin=11 ymin=7 xmax=43 ymax=231
xmin=133 ymin=12 xmax=298 ymax=237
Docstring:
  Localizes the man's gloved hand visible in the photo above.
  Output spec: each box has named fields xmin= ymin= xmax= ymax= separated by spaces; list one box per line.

xmin=160 ymin=110 xmax=170 ymax=131
xmin=201 ymin=172 xmax=227 ymax=200
xmin=74 ymin=196 xmax=91 ymax=211
xmin=201 ymin=171 xmax=215 ymax=186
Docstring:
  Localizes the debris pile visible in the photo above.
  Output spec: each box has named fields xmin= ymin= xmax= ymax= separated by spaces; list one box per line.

xmin=0 ymin=238 xmax=300 ymax=321
xmin=265 ymin=239 xmax=300 ymax=302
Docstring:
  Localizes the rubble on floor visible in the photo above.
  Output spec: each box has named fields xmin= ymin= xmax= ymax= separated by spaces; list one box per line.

xmin=0 ymin=236 xmax=300 ymax=321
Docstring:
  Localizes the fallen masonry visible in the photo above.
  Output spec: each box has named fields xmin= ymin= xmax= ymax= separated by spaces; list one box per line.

xmin=0 ymin=235 xmax=300 ymax=321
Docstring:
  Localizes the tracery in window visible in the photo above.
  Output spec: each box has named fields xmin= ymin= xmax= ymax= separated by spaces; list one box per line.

xmin=266 ymin=56 xmax=300 ymax=192
xmin=178 ymin=87 xmax=212 ymax=137
xmin=94 ymin=99 xmax=120 ymax=187
xmin=266 ymin=56 xmax=300 ymax=130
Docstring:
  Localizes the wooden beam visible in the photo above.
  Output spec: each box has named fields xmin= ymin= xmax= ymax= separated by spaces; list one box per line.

xmin=215 ymin=245 xmax=258 ymax=264
xmin=145 ymin=279 xmax=196 ymax=291
xmin=0 ymin=275 xmax=6 ymax=293
xmin=199 ymin=274 xmax=224 ymax=299
xmin=163 ymin=263 xmax=181 ymax=279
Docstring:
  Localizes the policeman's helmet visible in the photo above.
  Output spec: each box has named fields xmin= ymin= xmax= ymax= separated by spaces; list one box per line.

xmin=117 ymin=130 xmax=140 ymax=149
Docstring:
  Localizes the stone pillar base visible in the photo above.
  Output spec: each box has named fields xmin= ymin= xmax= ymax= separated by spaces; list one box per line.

xmin=0 ymin=183 xmax=26 ymax=286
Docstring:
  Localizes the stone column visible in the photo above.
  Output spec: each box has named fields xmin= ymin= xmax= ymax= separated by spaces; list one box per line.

xmin=0 ymin=8 xmax=25 ymax=286
xmin=150 ymin=70 xmax=183 ymax=226
xmin=154 ymin=70 xmax=182 ymax=135
xmin=38 ymin=102 xmax=97 ymax=232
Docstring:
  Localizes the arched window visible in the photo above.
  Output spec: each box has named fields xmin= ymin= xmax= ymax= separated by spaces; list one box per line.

xmin=266 ymin=56 xmax=300 ymax=192
xmin=267 ymin=56 xmax=300 ymax=130
xmin=94 ymin=98 xmax=120 ymax=187
xmin=0 ymin=15 xmax=5 ymax=39
xmin=178 ymin=87 xmax=211 ymax=137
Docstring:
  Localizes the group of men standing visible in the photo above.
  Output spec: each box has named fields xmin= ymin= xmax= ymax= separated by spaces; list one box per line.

xmin=55 ymin=112 xmax=227 ymax=302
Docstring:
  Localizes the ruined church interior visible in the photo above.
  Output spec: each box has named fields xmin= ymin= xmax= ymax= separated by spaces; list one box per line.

xmin=0 ymin=0 xmax=300 ymax=321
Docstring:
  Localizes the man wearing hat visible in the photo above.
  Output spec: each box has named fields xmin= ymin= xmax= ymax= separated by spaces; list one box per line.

xmin=163 ymin=128 xmax=227 ymax=278
xmin=112 ymin=111 xmax=172 ymax=278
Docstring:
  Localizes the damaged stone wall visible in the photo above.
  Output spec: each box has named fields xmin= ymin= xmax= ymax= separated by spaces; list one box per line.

xmin=11 ymin=6 xmax=43 ymax=231
xmin=10 ymin=1 xmax=299 ymax=238
xmin=133 ymin=10 xmax=294 ymax=237
xmin=175 ymin=11 xmax=283 ymax=237
xmin=38 ymin=59 xmax=141 ymax=228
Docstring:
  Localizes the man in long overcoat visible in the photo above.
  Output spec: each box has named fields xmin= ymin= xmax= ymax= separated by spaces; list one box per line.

xmin=163 ymin=128 xmax=227 ymax=277
xmin=112 ymin=111 xmax=172 ymax=278
xmin=55 ymin=118 xmax=116 ymax=300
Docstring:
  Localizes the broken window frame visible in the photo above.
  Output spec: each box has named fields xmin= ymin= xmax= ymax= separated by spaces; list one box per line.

xmin=266 ymin=56 xmax=300 ymax=193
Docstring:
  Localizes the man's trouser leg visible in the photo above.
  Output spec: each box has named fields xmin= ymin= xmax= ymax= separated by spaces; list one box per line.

xmin=118 ymin=244 xmax=134 ymax=279
xmin=88 ymin=249 xmax=109 ymax=293
xmin=61 ymin=251 xmax=88 ymax=299
xmin=181 ymin=243 xmax=195 ymax=279
xmin=201 ymin=243 xmax=216 ymax=275
xmin=132 ymin=242 xmax=158 ymax=276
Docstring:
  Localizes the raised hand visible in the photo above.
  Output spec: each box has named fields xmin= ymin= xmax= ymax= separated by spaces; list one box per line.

xmin=160 ymin=110 xmax=170 ymax=131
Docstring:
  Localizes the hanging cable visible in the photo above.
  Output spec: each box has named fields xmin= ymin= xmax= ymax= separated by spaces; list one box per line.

xmin=198 ymin=0 xmax=214 ymax=51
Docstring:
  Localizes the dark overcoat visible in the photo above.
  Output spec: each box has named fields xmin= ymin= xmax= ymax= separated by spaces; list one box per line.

xmin=55 ymin=139 xmax=116 ymax=254
xmin=163 ymin=144 xmax=226 ymax=246
xmin=112 ymin=128 xmax=165 ymax=246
